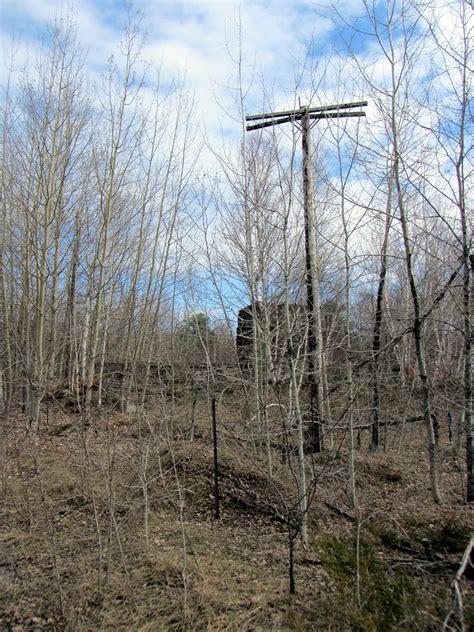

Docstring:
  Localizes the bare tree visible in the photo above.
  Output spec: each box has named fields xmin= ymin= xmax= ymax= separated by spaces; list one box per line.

xmin=412 ymin=0 xmax=473 ymax=500
xmin=5 ymin=19 xmax=89 ymax=425
xmin=334 ymin=0 xmax=443 ymax=501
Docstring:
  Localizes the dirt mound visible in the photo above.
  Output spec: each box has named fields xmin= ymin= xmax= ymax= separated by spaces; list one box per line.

xmin=156 ymin=441 xmax=297 ymax=526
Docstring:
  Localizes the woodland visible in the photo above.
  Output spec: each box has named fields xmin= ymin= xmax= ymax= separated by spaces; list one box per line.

xmin=0 ymin=1 xmax=473 ymax=630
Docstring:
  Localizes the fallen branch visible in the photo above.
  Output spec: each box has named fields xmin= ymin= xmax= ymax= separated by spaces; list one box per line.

xmin=443 ymin=534 xmax=474 ymax=632
xmin=350 ymin=416 xmax=423 ymax=431
xmin=324 ymin=501 xmax=355 ymax=522
xmin=224 ymin=490 xmax=288 ymax=525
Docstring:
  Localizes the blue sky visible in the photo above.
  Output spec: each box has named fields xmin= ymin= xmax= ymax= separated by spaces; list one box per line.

xmin=1 ymin=0 xmax=470 ymax=317
xmin=1 ymin=0 xmax=466 ymax=163
xmin=0 ymin=1 xmax=356 ymax=144
xmin=3 ymin=0 xmax=421 ymax=184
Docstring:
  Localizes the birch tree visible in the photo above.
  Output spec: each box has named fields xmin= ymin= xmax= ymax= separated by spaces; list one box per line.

xmin=6 ymin=20 xmax=89 ymax=425
xmin=84 ymin=15 xmax=145 ymax=419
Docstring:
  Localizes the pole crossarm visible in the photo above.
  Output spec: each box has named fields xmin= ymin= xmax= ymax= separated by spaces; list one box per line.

xmin=245 ymin=100 xmax=368 ymax=123
xmin=246 ymin=109 xmax=366 ymax=132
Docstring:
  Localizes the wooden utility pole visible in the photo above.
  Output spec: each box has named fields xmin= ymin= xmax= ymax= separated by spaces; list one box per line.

xmin=246 ymin=101 xmax=367 ymax=452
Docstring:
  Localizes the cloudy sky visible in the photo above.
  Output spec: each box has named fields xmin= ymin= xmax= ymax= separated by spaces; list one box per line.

xmin=0 ymin=0 xmax=369 ymax=151
xmin=1 ymin=0 xmax=467 ymax=164
xmin=1 ymin=0 xmax=469 ymax=311
xmin=2 ymin=1 xmax=466 ymax=232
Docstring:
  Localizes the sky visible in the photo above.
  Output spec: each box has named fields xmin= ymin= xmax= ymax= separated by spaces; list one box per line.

xmin=1 ymin=0 xmax=469 ymax=313
xmin=0 ymin=0 xmax=376 ymax=317
xmin=1 ymin=0 xmax=468 ymax=178
xmin=5 ymin=0 xmax=446 ymax=181
xmin=0 ymin=0 xmax=368 ymax=155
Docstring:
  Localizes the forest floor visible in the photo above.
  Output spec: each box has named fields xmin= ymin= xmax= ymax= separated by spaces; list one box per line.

xmin=0 ymin=391 xmax=473 ymax=631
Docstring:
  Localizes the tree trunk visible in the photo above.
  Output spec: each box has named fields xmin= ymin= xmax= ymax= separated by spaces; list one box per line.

xmin=371 ymin=172 xmax=394 ymax=449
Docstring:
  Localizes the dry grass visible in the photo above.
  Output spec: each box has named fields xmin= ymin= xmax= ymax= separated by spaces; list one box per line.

xmin=0 ymin=394 xmax=472 ymax=630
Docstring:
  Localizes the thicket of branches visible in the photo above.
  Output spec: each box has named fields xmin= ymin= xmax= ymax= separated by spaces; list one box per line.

xmin=0 ymin=0 xmax=472 ymax=520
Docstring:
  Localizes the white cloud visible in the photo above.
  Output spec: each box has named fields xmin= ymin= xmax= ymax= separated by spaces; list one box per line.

xmin=1 ymin=0 xmax=340 ymax=175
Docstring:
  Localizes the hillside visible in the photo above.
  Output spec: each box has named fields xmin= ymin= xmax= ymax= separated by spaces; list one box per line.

xmin=1 ymin=393 xmax=472 ymax=631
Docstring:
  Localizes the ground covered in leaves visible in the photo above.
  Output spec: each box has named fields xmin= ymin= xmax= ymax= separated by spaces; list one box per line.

xmin=0 ymin=393 xmax=473 ymax=631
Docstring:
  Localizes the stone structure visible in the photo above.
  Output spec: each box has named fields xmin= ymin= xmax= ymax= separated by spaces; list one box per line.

xmin=236 ymin=302 xmax=307 ymax=382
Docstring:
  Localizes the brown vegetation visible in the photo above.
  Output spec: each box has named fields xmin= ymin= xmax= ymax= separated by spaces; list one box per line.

xmin=1 ymin=393 xmax=472 ymax=631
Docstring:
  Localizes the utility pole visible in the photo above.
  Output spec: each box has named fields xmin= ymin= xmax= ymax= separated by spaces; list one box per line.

xmin=246 ymin=101 xmax=367 ymax=452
